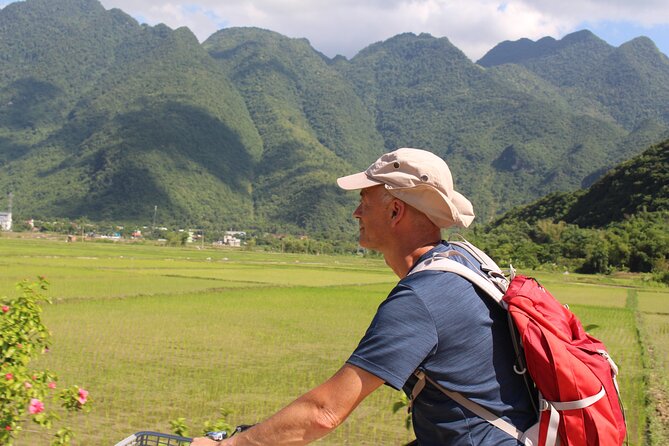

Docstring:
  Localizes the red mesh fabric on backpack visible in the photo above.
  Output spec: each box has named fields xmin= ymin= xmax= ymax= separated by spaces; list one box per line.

xmin=504 ymin=275 xmax=627 ymax=446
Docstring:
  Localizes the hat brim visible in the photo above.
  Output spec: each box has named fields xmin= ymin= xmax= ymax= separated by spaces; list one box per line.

xmin=336 ymin=172 xmax=384 ymax=190
xmin=388 ymin=185 xmax=475 ymax=228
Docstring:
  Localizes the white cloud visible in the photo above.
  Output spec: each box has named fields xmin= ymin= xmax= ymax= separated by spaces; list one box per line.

xmin=513 ymin=0 xmax=669 ymax=24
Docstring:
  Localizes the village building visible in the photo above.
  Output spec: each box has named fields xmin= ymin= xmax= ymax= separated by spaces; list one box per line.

xmin=222 ymin=233 xmax=241 ymax=247
xmin=0 ymin=212 xmax=11 ymax=231
xmin=212 ymin=231 xmax=245 ymax=247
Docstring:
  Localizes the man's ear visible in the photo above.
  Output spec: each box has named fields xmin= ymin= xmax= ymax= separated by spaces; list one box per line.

xmin=389 ymin=199 xmax=405 ymax=226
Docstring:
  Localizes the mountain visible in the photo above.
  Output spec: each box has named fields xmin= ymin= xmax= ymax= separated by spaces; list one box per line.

xmin=479 ymin=30 xmax=669 ymax=136
xmin=335 ymin=32 xmax=666 ymax=216
xmin=1 ymin=0 xmax=668 ymax=235
xmin=495 ymin=138 xmax=669 ymax=228
xmin=565 ymin=138 xmax=669 ymax=226
xmin=0 ymin=0 xmax=263 ymax=229
xmin=473 ymin=138 xmax=668 ymax=275
xmin=203 ymin=27 xmax=384 ymax=235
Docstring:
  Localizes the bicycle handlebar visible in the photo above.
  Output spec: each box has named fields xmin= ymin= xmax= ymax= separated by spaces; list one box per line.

xmin=207 ymin=423 xmax=255 ymax=441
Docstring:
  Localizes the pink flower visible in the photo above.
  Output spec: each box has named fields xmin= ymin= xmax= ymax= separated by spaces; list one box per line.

xmin=5 ymin=425 xmax=11 ymax=431
xmin=48 ymin=381 xmax=57 ymax=389
xmin=4 ymin=373 xmax=13 ymax=381
xmin=28 ymin=399 xmax=44 ymax=415
xmin=1 ymin=305 xmax=8 ymax=313
xmin=24 ymin=382 xmax=32 ymax=389
xmin=77 ymin=388 xmax=89 ymax=405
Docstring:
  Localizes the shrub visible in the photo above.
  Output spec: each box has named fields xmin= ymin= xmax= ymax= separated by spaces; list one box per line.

xmin=0 ymin=277 xmax=91 ymax=445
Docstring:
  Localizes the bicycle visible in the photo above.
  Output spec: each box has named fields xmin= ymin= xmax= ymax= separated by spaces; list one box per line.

xmin=115 ymin=426 xmax=418 ymax=445
xmin=115 ymin=425 xmax=254 ymax=445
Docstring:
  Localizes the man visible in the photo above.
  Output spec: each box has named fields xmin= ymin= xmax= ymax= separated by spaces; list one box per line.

xmin=193 ymin=148 xmax=536 ymax=445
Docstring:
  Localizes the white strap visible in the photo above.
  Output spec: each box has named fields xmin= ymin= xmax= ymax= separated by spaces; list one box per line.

xmin=597 ymin=350 xmax=619 ymax=377
xmin=410 ymin=256 xmax=506 ymax=307
xmin=416 ymin=371 xmax=529 ymax=444
xmin=549 ymin=386 xmax=606 ymax=411
xmin=597 ymin=349 xmax=622 ymax=394
xmin=448 ymin=238 xmax=515 ymax=284
xmin=449 ymin=239 xmax=502 ymax=274
xmin=544 ymin=402 xmax=560 ymax=446
xmin=537 ymin=386 xmax=606 ymax=446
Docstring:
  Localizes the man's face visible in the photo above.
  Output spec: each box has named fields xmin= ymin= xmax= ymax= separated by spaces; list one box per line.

xmin=353 ymin=185 xmax=393 ymax=251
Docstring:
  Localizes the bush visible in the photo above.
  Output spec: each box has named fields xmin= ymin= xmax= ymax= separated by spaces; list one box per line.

xmin=0 ymin=278 xmax=91 ymax=445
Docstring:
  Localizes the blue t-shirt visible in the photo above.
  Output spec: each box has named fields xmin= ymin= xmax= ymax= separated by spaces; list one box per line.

xmin=347 ymin=243 xmax=536 ymax=445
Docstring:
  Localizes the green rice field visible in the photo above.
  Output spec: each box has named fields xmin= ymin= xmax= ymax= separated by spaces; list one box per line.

xmin=1 ymin=235 xmax=667 ymax=445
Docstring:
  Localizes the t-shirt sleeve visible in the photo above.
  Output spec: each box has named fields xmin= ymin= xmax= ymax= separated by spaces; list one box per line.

xmin=346 ymin=284 xmax=438 ymax=390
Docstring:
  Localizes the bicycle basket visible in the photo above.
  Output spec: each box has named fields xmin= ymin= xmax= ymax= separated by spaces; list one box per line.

xmin=114 ymin=431 xmax=192 ymax=446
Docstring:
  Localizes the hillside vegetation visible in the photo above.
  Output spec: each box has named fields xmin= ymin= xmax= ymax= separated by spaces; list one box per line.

xmin=471 ymin=139 xmax=668 ymax=277
xmin=0 ymin=0 xmax=668 ymax=237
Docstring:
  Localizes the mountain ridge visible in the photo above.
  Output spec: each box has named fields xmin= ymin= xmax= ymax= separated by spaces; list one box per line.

xmin=1 ymin=0 xmax=668 ymax=236
xmin=493 ymin=138 xmax=669 ymax=228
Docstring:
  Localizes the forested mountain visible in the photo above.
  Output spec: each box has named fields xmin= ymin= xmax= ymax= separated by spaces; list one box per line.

xmin=203 ymin=28 xmax=384 ymax=235
xmin=0 ymin=0 xmax=263 ymax=229
xmin=1 ymin=0 xmax=668 ymax=236
xmin=475 ymin=139 xmax=668 ymax=275
xmin=495 ymin=138 xmax=669 ymax=228
xmin=479 ymin=30 xmax=669 ymax=134
xmin=334 ymin=32 xmax=658 ymax=215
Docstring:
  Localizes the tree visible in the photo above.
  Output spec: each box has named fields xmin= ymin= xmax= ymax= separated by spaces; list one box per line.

xmin=579 ymin=237 xmax=611 ymax=274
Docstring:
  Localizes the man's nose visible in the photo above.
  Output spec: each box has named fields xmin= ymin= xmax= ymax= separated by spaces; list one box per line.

xmin=353 ymin=204 xmax=362 ymax=218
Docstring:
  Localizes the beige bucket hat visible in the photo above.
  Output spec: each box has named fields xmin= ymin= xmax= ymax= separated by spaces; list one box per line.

xmin=337 ymin=148 xmax=475 ymax=228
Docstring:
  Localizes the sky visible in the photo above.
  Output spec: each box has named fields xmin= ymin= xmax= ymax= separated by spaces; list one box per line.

xmin=2 ymin=0 xmax=669 ymax=61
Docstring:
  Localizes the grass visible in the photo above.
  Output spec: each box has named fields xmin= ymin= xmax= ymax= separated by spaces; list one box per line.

xmin=1 ymin=236 xmax=665 ymax=445
xmin=635 ymin=287 xmax=669 ymax=446
xmin=637 ymin=290 xmax=669 ymax=313
xmin=569 ymin=304 xmax=645 ymax=445
xmin=28 ymin=287 xmax=413 ymax=444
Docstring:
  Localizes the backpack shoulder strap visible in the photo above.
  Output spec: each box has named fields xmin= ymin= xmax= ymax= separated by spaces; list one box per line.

xmin=448 ymin=237 xmax=501 ymax=274
xmin=409 ymin=252 xmax=507 ymax=307
xmin=413 ymin=371 xmax=532 ymax=444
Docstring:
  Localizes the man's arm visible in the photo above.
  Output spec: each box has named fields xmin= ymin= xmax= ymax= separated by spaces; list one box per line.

xmin=191 ymin=364 xmax=385 ymax=446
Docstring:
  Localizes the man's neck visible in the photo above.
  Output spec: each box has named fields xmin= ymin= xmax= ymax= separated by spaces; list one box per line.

xmin=384 ymin=240 xmax=441 ymax=278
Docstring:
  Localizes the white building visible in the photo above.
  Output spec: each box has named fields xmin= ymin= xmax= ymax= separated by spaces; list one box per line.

xmin=0 ymin=212 xmax=12 ymax=231
xmin=212 ymin=231 xmax=243 ymax=247
xmin=223 ymin=234 xmax=241 ymax=247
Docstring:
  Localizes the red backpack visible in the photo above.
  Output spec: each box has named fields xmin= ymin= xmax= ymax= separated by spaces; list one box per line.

xmin=409 ymin=239 xmax=627 ymax=446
